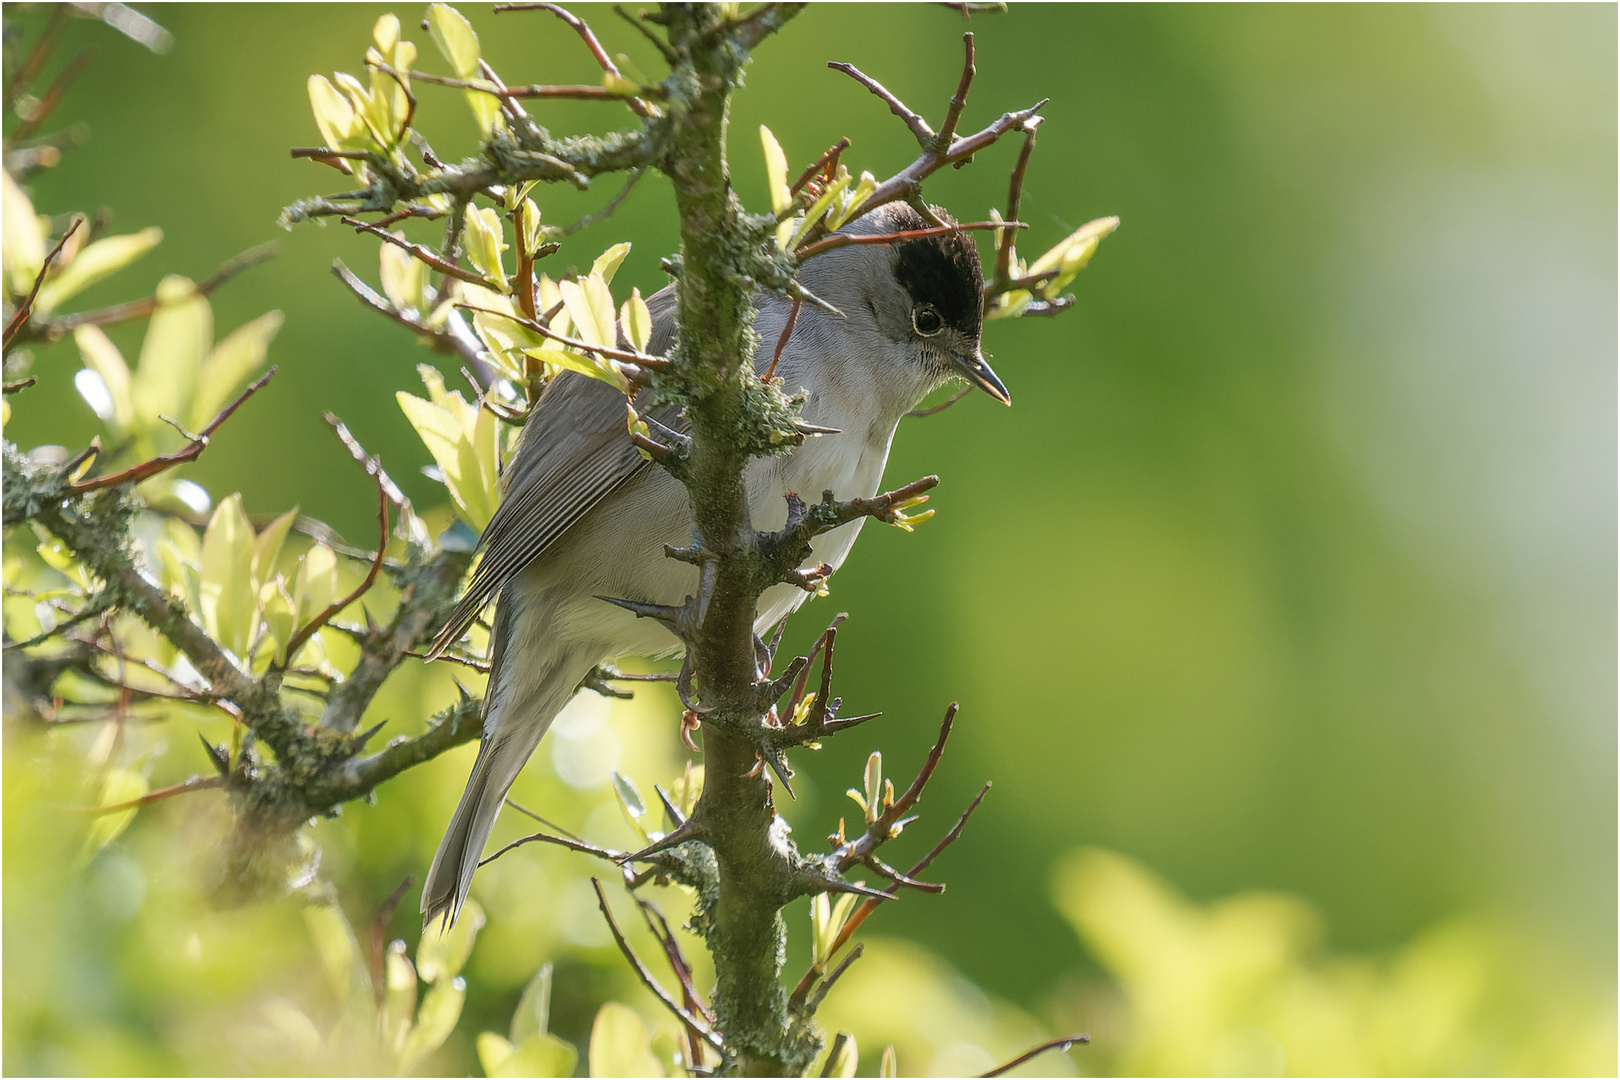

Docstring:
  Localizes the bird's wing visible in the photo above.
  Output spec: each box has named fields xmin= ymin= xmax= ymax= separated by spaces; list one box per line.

xmin=428 ymin=286 xmax=682 ymax=655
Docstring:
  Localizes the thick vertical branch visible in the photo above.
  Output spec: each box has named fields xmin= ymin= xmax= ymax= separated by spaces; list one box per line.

xmin=657 ymin=5 xmax=810 ymax=1073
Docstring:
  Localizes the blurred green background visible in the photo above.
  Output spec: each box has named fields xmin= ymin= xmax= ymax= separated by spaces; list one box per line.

xmin=4 ymin=3 xmax=1614 ymax=1076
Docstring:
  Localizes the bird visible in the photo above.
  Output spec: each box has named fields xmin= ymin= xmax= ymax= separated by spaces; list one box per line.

xmin=420 ymin=202 xmax=1010 ymax=928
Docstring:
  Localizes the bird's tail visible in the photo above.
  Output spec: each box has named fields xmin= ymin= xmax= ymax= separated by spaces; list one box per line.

xmin=420 ymin=725 xmax=537 ymax=929
xmin=421 ymin=633 xmax=591 ymax=929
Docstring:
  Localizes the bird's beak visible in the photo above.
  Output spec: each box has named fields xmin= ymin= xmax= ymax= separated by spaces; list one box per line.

xmin=950 ymin=350 xmax=1011 ymax=405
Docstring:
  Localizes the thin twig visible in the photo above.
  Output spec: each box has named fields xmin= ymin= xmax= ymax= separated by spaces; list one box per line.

xmin=47 ymin=243 xmax=279 ymax=338
xmin=796 ymin=220 xmax=1020 ymax=262
xmin=790 ymin=137 xmax=851 ymax=196
xmin=6 ymin=46 xmax=93 ymax=146
xmin=804 ymin=941 xmax=864 ymax=1014
xmin=827 ymin=62 xmax=935 ymax=147
xmin=976 ymin=1034 xmax=1090 ymax=1078
xmin=549 ymin=168 xmax=645 ymax=238
xmin=74 ymin=774 xmax=225 ymax=815
xmin=591 ymin=879 xmax=724 ymax=1051
xmin=4 ymin=216 xmax=81 ymax=349
xmin=70 ymin=367 xmax=276 ymax=492
xmin=342 ymin=215 xmax=485 ymax=285
xmin=479 ymin=829 xmax=623 ymax=867
xmin=279 ymin=480 xmax=389 ymax=664
xmin=493 ymin=2 xmax=652 ymax=117
xmin=762 ymin=295 xmax=801 ymax=382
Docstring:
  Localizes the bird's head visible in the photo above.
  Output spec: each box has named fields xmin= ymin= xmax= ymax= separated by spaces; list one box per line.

xmin=816 ymin=202 xmax=1009 ymax=406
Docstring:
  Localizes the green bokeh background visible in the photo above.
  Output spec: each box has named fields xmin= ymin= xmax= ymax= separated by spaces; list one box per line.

xmin=5 ymin=3 xmax=1615 ymax=1075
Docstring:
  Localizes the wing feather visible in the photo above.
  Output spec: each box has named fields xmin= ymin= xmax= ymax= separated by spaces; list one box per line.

xmin=428 ymin=286 xmax=682 ymax=655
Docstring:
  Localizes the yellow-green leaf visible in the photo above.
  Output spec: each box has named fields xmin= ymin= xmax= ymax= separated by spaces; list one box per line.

xmin=588 ymin=1002 xmax=662 ymax=1078
xmin=259 ymin=578 xmax=295 ymax=666
xmin=2 ymin=169 xmax=45 ymax=296
xmin=821 ymin=1034 xmax=859 ymax=1079
xmin=1027 ymin=215 xmax=1119 ymax=294
xmin=560 ymin=275 xmax=616 ymax=350
xmin=82 ymin=766 xmax=147 ymax=861
xmin=190 ymin=310 xmax=281 ymax=430
xmin=863 ymin=751 xmax=882 ymax=823
xmin=379 ymin=238 xmax=430 ymax=315
xmin=132 ymin=276 xmax=211 ymax=438
xmin=760 ymin=125 xmax=791 ymax=215
xmin=397 ymin=391 xmax=496 ymax=529
xmin=485 ymin=1032 xmax=578 ymax=1079
xmin=427 ymin=3 xmax=479 ymax=76
xmin=382 ymin=940 xmax=417 ymax=1055
xmin=620 ymin=288 xmax=652 ymax=353
xmin=401 ymin=977 xmax=466 ymax=1073
xmin=251 ymin=508 xmax=299 ymax=588
xmin=35 ymin=227 xmax=163 ymax=314
xmin=418 ymin=896 xmax=484 ymax=984
xmin=464 ymin=206 xmax=509 ymax=290
xmin=73 ymin=325 xmax=135 ymax=434
xmin=307 ymin=74 xmax=365 ymax=159
xmin=880 ymin=1044 xmax=899 ymax=1078
xmin=302 ymin=903 xmax=375 ymax=1017
xmin=590 ymin=242 xmax=631 ymax=285
xmin=199 ymin=493 xmax=257 ymax=657
xmin=292 ymin=542 xmax=338 ymax=630
xmin=510 ymin=962 xmax=553 ymax=1043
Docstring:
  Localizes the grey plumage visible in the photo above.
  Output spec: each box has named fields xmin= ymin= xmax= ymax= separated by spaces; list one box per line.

xmin=421 ymin=204 xmax=1005 ymax=928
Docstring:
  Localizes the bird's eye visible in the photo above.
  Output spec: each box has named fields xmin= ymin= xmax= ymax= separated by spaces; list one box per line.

xmin=912 ymin=304 xmax=944 ymax=337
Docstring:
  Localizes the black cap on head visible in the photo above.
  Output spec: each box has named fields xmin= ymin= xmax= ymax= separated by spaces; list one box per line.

xmin=887 ymin=205 xmax=984 ymax=342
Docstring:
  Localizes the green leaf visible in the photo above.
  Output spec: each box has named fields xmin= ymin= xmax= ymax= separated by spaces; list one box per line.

xmin=35 ymin=227 xmax=163 ymax=314
xmin=132 ymin=276 xmax=212 ymax=438
xmin=611 ymin=771 xmax=648 ymax=842
xmin=524 ymin=347 xmax=622 ymax=392
xmin=292 ymin=542 xmax=338 ymax=631
xmin=190 ymin=310 xmax=281 ymax=430
xmin=397 ymin=391 xmax=496 ymax=529
xmin=483 ymin=1031 xmax=579 ymax=1079
xmin=82 ymin=766 xmax=147 ymax=860
xmin=158 ymin=518 xmax=201 ymax=609
xmin=789 ymin=171 xmax=852 ymax=250
xmin=307 ymin=74 xmax=366 ymax=160
xmin=251 ymin=508 xmax=299 ymax=589
xmin=588 ymin=1002 xmax=662 ymax=1078
xmin=199 ymin=493 xmax=257 ymax=657
xmin=863 ymin=751 xmax=883 ymax=824
xmin=669 ymin=762 xmax=703 ymax=820
xmin=1026 ymin=215 xmax=1119 ymax=295
xmin=259 ymin=579 xmax=295 ymax=667
xmin=759 ymin=125 xmax=791 ymax=215
xmin=820 ymin=1034 xmax=859 ymax=1079
xmin=620 ymin=288 xmax=652 ymax=353
xmin=519 ymin=198 xmax=543 ymax=254
xmin=417 ymin=896 xmax=485 ymax=984
xmin=2 ymin=169 xmax=45 ymax=296
xmin=427 ymin=3 xmax=500 ymax=135
xmin=374 ymin=12 xmax=400 ymax=53
xmin=382 ymin=940 xmax=418 ymax=1055
xmin=302 ymin=904 xmax=375 ymax=1018
xmin=510 ymin=962 xmax=553 ymax=1043
xmin=427 ymin=3 xmax=480 ymax=77
xmin=590 ymin=242 xmax=631 ymax=285
xmin=559 ymin=275 xmax=616 ymax=350
xmin=880 ymin=1044 xmax=899 ymax=1078
xmin=73 ymin=325 xmax=135 ymax=434
xmin=827 ymin=170 xmax=876 ymax=232
xmin=400 ymin=976 xmax=465 ymax=1072
xmin=464 ymin=206 xmax=509 ymax=290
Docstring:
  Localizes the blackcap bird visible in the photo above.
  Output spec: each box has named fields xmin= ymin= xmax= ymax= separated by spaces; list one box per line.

xmin=421 ymin=203 xmax=1009 ymax=927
